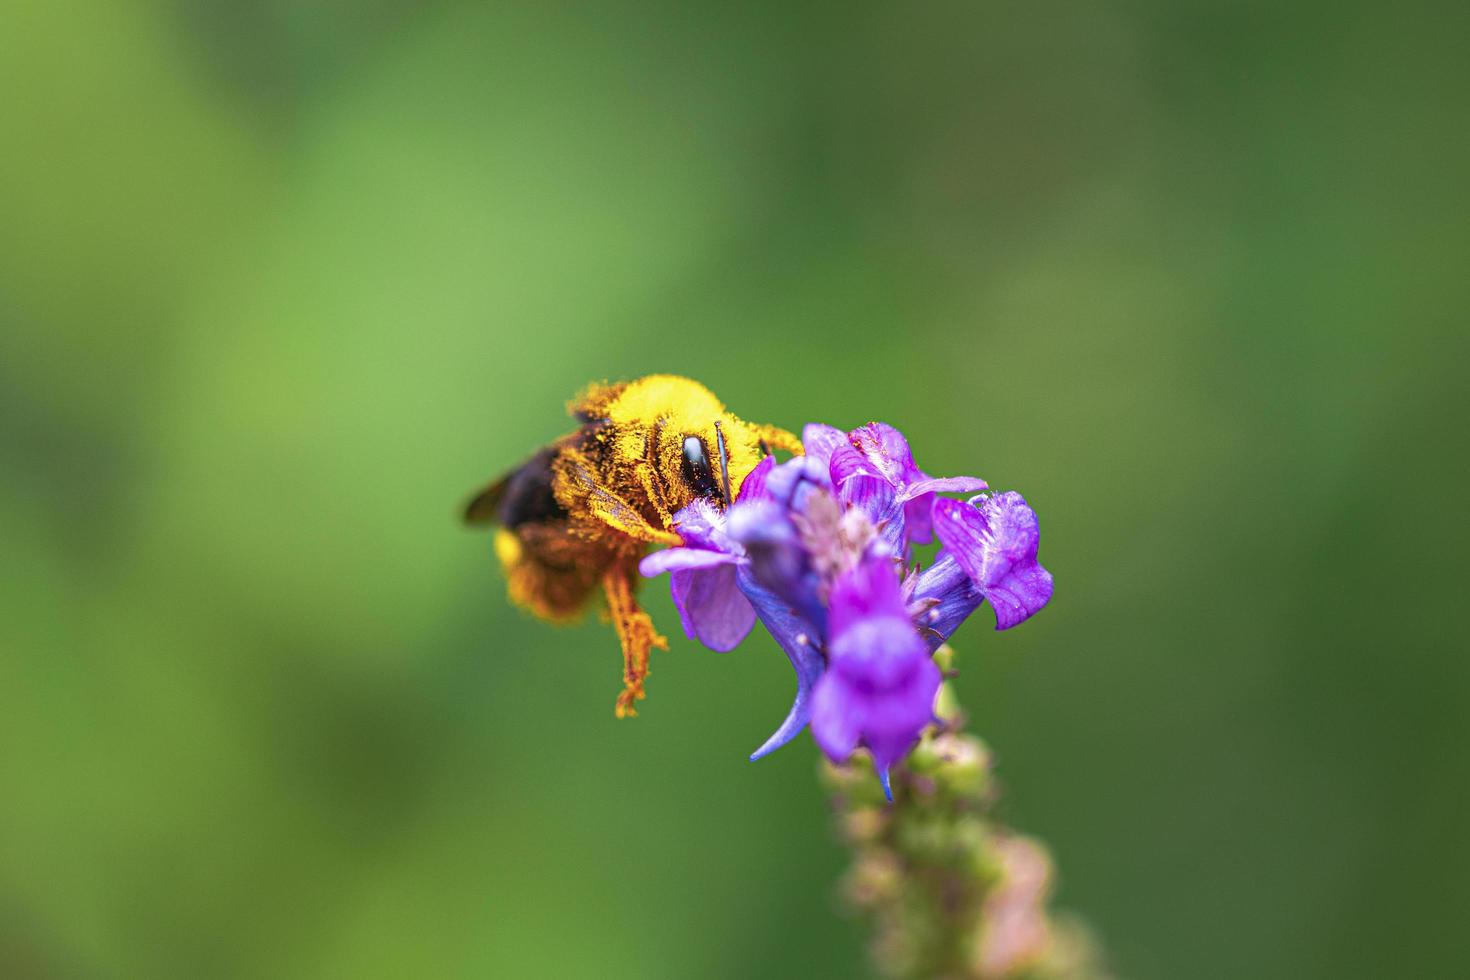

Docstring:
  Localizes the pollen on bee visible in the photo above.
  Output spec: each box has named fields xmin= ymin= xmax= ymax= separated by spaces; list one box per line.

xmin=613 ymin=430 xmax=646 ymax=466
xmin=494 ymin=528 xmax=523 ymax=566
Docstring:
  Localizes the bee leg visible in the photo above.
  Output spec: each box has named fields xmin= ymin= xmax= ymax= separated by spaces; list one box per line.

xmin=554 ymin=448 xmax=681 ymax=546
xmin=634 ymin=464 xmax=677 ymax=529
xmin=602 ymin=560 xmax=668 ymax=718
xmin=749 ymin=424 xmax=804 ymax=455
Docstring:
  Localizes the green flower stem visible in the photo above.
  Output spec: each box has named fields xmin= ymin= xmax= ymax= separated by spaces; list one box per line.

xmin=820 ymin=647 xmax=1111 ymax=980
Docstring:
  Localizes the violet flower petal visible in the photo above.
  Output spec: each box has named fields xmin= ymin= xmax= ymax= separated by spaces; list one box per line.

xmin=671 ymin=563 xmax=756 ymax=652
xmin=809 ymin=672 xmax=860 ymax=760
xmin=903 ymin=496 xmax=937 ymax=547
xmin=932 ymin=493 xmax=1053 ymax=630
xmin=905 ymin=552 xmax=985 ymax=651
xmin=812 ymin=646 xmax=941 ymax=800
xmin=735 ymin=454 xmax=776 ymax=503
xmin=670 ymin=498 xmax=726 ymax=549
xmin=827 ymin=443 xmax=885 ymax=489
xmin=811 ymin=553 xmax=941 ymax=795
xmin=850 ymin=422 xmax=922 ymax=485
xmin=900 ymin=476 xmax=991 ymax=501
xmin=639 ymin=548 xmax=741 ymax=577
xmin=856 ymin=656 xmax=943 ymax=768
xmin=838 ymin=474 xmax=905 ymax=556
xmin=801 ymin=423 xmax=847 ymax=465
xmin=899 ymin=478 xmax=989 ymax=547
xmin=727 ymin=499 xmax=826 ymax=630
xmin=983 ymin=563 xmax=1054 ymax=632
xmin=827 ymin=616 xmax=926 ymax=689
xmin=641 ymin=500 xmax=757 ymax=653
xmin=766 ymin=455 xmax=832 ymax=509
xmin=741 ymin=573 xmax=827 ymax=761
xmin=829 ymin=424 xmax=988 ymax=548
xmin=826 ymin=548 xmax=909 ymax=637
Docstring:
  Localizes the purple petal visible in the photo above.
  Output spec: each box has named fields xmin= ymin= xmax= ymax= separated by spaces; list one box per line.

xmin=639 ymin=548 xmax=741 ymax=577
xmin=838 ymin=475 xmax=906 ymax=554
xmin=810 ymin=649 xmax=940 ymax=771
xmin=932 ymin=493 xmax=1053 ymax=630
xmin=860 ymin=657 xmax=942 ymax=768
xmin=984 ymin=562 xmax=1054 ymax=631
xmin=899 ymin=476 xmax=990 ymax=501
xmin=766 ymin=455 xmax=833 ymax=508
xmin=827 ymin=548 xmax=910 ymax=639
xmin=812 ymin=553 xmax=940 ymax=778
xmin=670 ymin=564 xmax=756 ymax=652
xmin=903 ymin=494 xmax=936 ymax=546
xmin=726 ymin=499 xmax=797 ymax=551
xmin=827 ymin=444 xmax=885 ymax=488
xmin=810 ymin=673 xmax=860 ymax=761
xmin=828 ymin=616 xmax=926 ymax=689
xmin=850 ymin=422 xmax=922 ymax=485
xmin=735 ymin=454 xmax=776 ymax=503
xmin=801 ymin=423 xmax=847 ymax=464
xmin=670 ymin=498 xmax=727 ymax=549
xmin=906 ymin=553 xmax=985 ymax=650
xmin=899 ymin=479 xmax=989 ymax=547
xmin=727 ymin=500 xmax=823 ymax=626
xmin=740 ymin=573 xmax=827 ymax=761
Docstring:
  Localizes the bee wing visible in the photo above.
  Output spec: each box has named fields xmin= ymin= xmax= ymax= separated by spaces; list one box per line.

xmin=463 ymin=475 xmax=509 ymax=526
xmin=464 ymin=441 xmax=570 ymax=527
xmin=554 ymin=449 xmax=680 ymax=546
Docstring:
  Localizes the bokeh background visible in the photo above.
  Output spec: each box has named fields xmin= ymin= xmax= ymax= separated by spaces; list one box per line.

xmin=3 ymin=2 xmax=1466 ymax=978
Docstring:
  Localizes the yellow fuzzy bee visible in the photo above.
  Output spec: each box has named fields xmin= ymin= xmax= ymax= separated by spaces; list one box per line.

xmin=463 ymin=375 xmax=801 ymax=716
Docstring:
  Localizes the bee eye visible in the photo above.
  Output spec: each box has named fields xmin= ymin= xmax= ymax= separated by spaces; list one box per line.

xmin=681 ymin=436 xmax=720 ymax=499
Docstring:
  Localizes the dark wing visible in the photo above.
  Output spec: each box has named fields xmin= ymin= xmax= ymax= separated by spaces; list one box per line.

xmin=463 ymin=474 xmax=509 ymax=526
xmin=463 ymin=445 xmax=568 ymax=528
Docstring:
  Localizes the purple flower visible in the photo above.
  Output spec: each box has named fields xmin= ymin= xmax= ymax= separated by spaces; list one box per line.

xmin=932 ymin=492 xmax=1053 ymax=630
xmin=810 ymin=552 xmax=943 ymax=799
xmin=805 ymin=422 xmax=988 ymax=546
xmin=640 ymin=420 xmax=1053 ymax=798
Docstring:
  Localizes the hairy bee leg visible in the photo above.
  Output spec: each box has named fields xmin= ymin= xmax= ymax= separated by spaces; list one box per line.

xmin=748 ymin=423 xmax=804 ymax=455
xmin=634 ymin=464 xmax=676 ymax=529
xmin=602 ymin=562 xmax=668 ymax=718
xmin=554 ymin=448 xmax=682 ymax=546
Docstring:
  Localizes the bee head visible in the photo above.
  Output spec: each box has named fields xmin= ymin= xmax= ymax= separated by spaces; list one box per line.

xmin=607 ymin=377 xmax=767 ymax=513
xmin=662 ymin=417 xmax=763 ymax=512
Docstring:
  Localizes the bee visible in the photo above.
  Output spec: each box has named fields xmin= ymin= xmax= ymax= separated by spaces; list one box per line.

xmin=463 ymin=375 xmax=802 ymax=717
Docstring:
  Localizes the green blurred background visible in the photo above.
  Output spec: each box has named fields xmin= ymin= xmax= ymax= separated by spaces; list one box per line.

xmin=3 ymin=2 xmax=1466 ymax=977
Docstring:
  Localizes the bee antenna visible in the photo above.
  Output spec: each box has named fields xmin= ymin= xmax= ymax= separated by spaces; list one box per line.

xmin=713 ymin=420 xmax=733 ymax=508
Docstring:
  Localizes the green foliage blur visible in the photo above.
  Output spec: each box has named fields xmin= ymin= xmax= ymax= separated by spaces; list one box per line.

xmin=3 ymin=3 xmax=1466 ymax=978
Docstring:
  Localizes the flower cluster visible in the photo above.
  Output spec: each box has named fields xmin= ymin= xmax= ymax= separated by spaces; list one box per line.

xmin=640 ymin=422 xmax=1052 ymax=797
